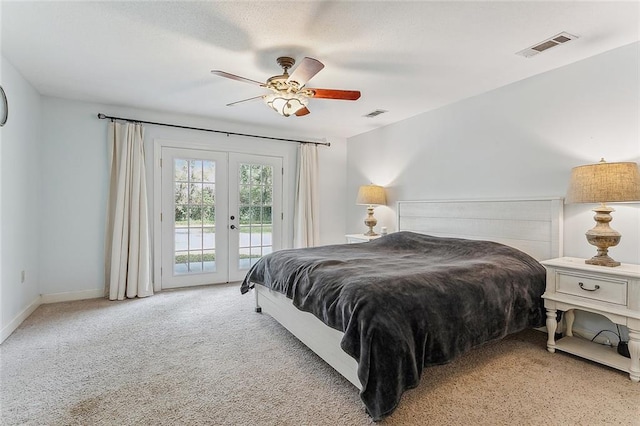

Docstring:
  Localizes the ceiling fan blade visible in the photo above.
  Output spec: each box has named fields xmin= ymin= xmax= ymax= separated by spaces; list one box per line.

xmin=308 ymin=88 xmax=361 ymax=101
xmin=226 ymin=95 xmax=265 ymax=107
xmin=211 ymin=70 xmax=264 ymax=86
xmin=287 ymin=57 xmax=324 ymax=87
xmin=295 ymin=107 xmax=311 ymax=117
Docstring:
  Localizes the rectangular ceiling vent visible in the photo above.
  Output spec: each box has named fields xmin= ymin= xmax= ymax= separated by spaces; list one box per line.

xmin=516 ymin=32 xmax=579 ymax=58
xmin=364 ymin=109 xmax=388 ymax=118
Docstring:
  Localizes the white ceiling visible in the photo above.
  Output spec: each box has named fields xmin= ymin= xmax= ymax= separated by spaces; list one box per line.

xmin=1 ymin=1 xmax=638 ymax=139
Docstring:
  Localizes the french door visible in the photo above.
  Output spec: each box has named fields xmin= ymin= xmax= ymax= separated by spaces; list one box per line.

xmin=160 ymin=148 xmax=282 ymax=288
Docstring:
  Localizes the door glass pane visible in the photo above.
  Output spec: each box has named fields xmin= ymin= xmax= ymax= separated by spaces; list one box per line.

xmin=174 ymin=158 xmax=217 ymax=275
xmin=203 ymin=250 xmax=216 ymax=272
xmin=237 ymin=163 xmax=273 ymax=270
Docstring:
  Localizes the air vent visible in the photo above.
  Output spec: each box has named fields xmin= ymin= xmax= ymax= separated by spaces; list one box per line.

xmin=516 ymin=32 xmax=579 ymax=58
xmin=364 ymin=109 xmax=388 ymax=118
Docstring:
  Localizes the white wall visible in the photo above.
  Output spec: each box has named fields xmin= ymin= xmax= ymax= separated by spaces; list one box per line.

xmin=38 ymin=98 xmax=348 ymax=298
xmin=347 ymin=42 xmax=640 ymax=264
xmin=317 ymin=136 xmax=348 ymax=245
xmin=0 ymin=55 xmax=42 ymax=341
xmin=346 ymin=42 xmax=640 ymax=343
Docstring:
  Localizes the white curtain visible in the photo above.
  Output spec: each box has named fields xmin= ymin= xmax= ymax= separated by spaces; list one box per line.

xmin=105 ymin=121 xmax=152 ymax=300
xmin=294 ymin=143 xmax=320 ymax=248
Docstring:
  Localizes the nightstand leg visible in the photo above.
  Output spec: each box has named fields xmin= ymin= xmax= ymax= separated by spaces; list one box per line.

xmin=546 ymin=308 xmax=557 ymax=353
xmin=628 ymin=328 xmax=640 ymax=383
xmin=255 ymin=289 xmax=262 ymax=314
xmin=564 ymin=310 xmax=575 ymax=337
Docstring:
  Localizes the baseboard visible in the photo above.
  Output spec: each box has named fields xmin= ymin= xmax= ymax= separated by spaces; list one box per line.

xmin=41 ymin=288 xmax=104 ymax=304
xmin=1 ymin=295 xmax=42 ymax=344
xmin=1 ymin=289 xmax=104 ymax=344
xmin=569 ymin=325 xmax=619 ymax=345
xmin=534 ymin=324 xmax=616 ymax=346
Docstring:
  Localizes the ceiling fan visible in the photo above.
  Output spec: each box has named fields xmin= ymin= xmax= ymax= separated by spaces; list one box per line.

xmin=211 ymin=57 xmax=361 ymax=117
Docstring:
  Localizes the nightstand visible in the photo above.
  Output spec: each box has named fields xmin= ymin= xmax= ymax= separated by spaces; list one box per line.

xmin=345 ymin=234 xmax=381 ymax=244
xmin=541 ymin=257 xmax=640 ymax=382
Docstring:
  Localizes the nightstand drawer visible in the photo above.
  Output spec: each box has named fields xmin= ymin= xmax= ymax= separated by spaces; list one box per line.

xmin=556 ymin=271 xmax=627 ymax=305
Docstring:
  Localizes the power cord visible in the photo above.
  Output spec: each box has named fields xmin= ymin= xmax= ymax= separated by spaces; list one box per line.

xmin=588 ymin=325 xmax=630 ymax=358
xmin=616 ymin=324 xmax=630 ymax=358
xmin=589 ymin=329 xmax=619 ymax=347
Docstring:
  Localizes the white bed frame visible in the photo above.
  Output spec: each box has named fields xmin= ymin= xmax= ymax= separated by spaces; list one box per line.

xmin=254 ymin=198 xmax=564 ymax=389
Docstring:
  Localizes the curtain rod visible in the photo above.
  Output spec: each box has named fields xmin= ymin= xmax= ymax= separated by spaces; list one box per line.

xmin=96 ymin=113 xmax=330 ymax=147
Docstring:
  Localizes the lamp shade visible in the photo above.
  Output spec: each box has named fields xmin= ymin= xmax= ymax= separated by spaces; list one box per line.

xmin=566 ymin=159 xmax=640 ymax=204
xmin=356 ymin=184 xmax=386 ymax=206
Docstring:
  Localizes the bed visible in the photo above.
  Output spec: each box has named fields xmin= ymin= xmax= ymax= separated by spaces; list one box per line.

xmin=240 ymin=198 xmax=563 ymax=420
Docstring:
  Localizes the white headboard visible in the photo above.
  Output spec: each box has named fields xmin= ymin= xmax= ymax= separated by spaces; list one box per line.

xmin=397 ymin=198 xmax=563 ymax=261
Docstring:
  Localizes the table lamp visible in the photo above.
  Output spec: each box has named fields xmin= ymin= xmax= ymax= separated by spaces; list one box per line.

xmin=566 ymin=158 xmax=640 ymax=267
xmin=356 ymin=184 xmax=387 ymax=236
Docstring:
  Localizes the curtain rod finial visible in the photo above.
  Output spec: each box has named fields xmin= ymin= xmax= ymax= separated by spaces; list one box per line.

xmin=97 ymin=113 xmax=106 ymax=119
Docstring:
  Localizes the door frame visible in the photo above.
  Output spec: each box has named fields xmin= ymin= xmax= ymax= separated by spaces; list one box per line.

xmin=152 ymin=136 xmax=296 ymax=292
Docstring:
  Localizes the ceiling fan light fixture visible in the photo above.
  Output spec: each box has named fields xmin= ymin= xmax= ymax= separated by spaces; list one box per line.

xmin=212 ymin=56 xmax=360 ymax=117
xmin=264 ymin=92 xmax=308 ymax=117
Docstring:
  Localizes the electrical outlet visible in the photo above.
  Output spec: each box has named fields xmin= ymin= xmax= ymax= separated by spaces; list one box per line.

xmin=21 ymin=270 xmax=25 ymax=283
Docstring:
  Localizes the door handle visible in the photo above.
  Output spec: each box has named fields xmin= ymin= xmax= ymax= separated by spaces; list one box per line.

xmin=230 ymin=225 xmax=236 ymax=230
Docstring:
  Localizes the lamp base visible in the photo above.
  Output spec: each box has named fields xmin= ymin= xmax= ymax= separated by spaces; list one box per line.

xmin=363 ymin=205 xmax=378 ymax=236
xmin=584 ymin=204 xmax=621 ymax=267
xmin=585 ymin=255 xmax=621 ymax=267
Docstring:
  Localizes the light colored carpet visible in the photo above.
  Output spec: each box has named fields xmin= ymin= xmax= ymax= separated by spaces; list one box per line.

xmin=1 ymin=283 xmax=639 ymax=425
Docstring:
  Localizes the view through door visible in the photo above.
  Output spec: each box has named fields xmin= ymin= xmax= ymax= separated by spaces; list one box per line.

xmin=160 ymin=147 xmax=282 ymax=288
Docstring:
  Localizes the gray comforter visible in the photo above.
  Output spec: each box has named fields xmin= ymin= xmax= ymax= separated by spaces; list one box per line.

xmin=240 ymin=232 xmax=546 ymax=420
